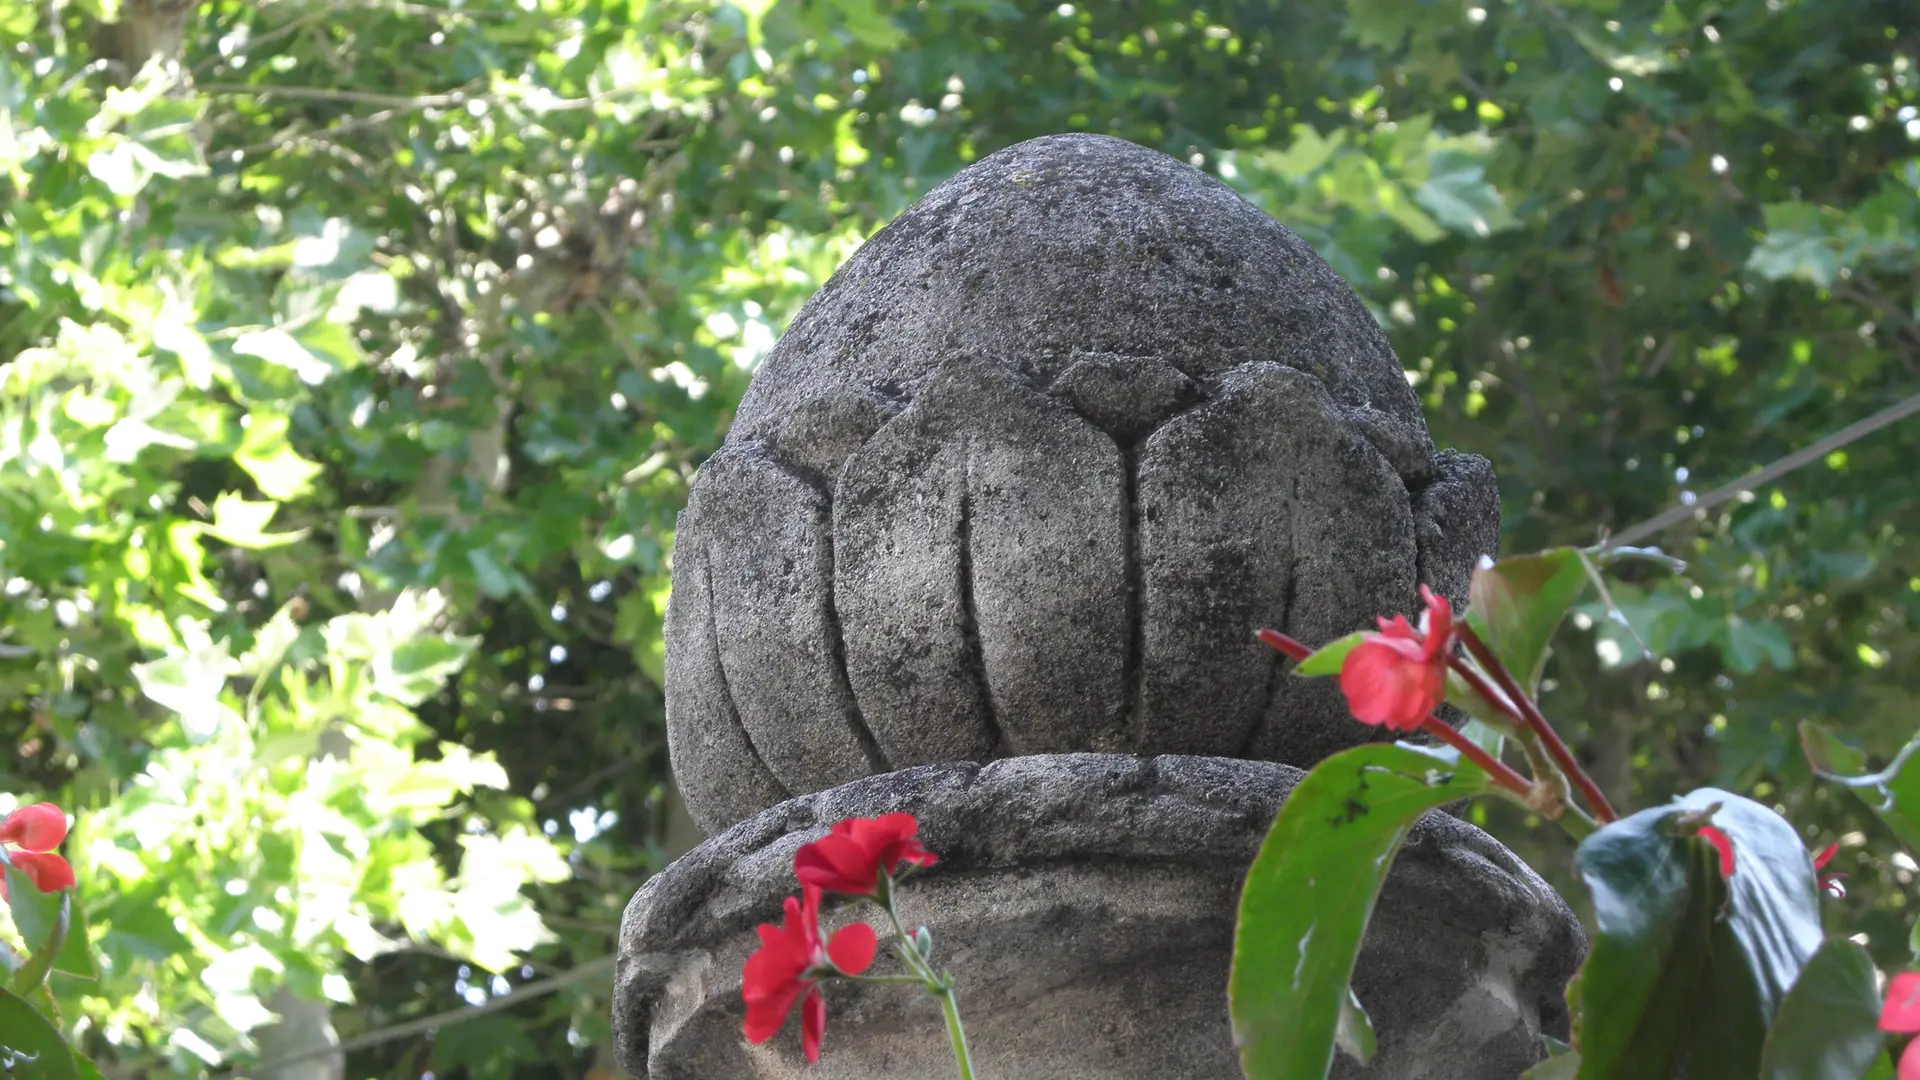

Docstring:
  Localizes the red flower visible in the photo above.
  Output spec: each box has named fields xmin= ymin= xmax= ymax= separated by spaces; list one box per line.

xmin=1337 ymin=586 xmax=1455 ymax=732
xmin=794 ymin=813 xmax=937 ymax=898
xmin=1698 ymin=825 xmax=1735 ymax=878
xmin=1813 ymin=842 xmax=1847 ymax=899
xmin=742 ymin=883 xmax=878 ymax=1063
xmin=0 ymin=802 xmax=74 ymax=900
xmin=1881 ymin=971 xmax=1920 ymax=1080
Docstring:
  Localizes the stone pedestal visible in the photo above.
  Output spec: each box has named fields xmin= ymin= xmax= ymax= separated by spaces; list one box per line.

xmin=612 ymin=133 xmax=1587 ymax=1079
xmin=615 ymin=756 xmax=1581 ymax=1079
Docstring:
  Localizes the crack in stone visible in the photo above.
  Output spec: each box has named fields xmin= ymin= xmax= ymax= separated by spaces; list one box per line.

xmin=821 ymin=526 xmax=892 ymax=775
xmin=701 ymin=552 xmax=792 ymax=801
xmin=958 ymin=441 xmax=1013 ymax=759
xmin=1242 ymin=474 xmax=1301 ymax=759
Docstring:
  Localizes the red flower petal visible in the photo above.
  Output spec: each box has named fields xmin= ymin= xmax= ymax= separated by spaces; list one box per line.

xmin=1883 ymin=971 xmax=1920 ymax=1034
xmin=9 ymin=851 xmax=74 ymax=894
xmin=1418 ymin=587 xmax=1454 ymax=660
xmin=827 ymin=922 xmax=877 ymax=975
xmin=1338 ymin=638 xmax=1443 ymax=731
xmin=1698 ymin=825 xmax=1735 ymax=878
xmin=795 ymin=833 xmax=887 ymax=895
xmin=1813 ymin=842 xmax=1840 ymax=870
xmin=743 ymin=975 xmax=807 ymax=1045
xmin=0 ymin=803 xmax=67 ymax=852
xmin=794 ymin=814 xmax=937 ymax=896
xmin=801 ymin=986 xmax=826 ymax=1064
xmin=1902 ymin=1033 xmax=1920 ymax=1080
xmin=741 ymin=888 xmax=828 ymax=1046
xmin=1375 ymin=614 xmax=1420 ymax=639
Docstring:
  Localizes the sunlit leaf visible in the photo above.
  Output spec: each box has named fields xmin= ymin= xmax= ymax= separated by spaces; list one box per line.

xmin=1467 ymin=548 xmax=1589 ymax=692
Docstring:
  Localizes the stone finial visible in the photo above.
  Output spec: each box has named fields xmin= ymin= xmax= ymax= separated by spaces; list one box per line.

xmin=614 ymin=756 xmax=1584 ymax=1079
xmin=666 ymin=133 xmax=1501 ymax=835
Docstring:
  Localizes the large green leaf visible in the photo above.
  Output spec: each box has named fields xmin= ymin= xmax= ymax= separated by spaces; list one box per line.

xmin=0 ymin=986 xmax=80 ymax=1080
xmin=6 ymin=889 xmax=66 ymax=997
xmin=1230 ymin=742 xmax=1492 ymax=1079
xmin=1800 ymin=722 xmax=1920 ymax=853
xmin=3 ymin=860 xmax=69 ymax=989
xmin=1574 ymin=789 xmax=1824 ymax=1080
xmin=1758 ymin=938 xmax=1886 ymax=1080
xmin=1467 ymin=548 xmax=1590 ymax=692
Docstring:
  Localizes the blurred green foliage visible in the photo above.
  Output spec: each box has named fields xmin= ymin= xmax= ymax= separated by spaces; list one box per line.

xmin=0 ymin=0 xmax=1916 ymax=1075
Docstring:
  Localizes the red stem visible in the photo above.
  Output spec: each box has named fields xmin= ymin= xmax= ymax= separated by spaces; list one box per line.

xmin=1419 ymin=715 xmax=1532 ymax=796
xmin=1255 ymin=627 xmax=1313 ymax=662
xmin=1454 ymin=624 xmax=1619 ymax=824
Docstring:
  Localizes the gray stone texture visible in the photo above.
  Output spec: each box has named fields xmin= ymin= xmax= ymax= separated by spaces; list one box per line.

xmin=614 ymin=754 xmax=1584 ymax=1080
xmin=664 ymin=133 xmax=1503 ymax=835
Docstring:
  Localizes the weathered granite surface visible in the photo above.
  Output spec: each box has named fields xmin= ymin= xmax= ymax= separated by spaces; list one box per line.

xmin=615 ymin=755 xmax=1584 ymax=1080
xmin=665 ymin=134 xmax=1502 ymax=834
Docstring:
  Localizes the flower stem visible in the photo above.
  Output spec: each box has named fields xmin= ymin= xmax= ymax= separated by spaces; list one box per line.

xmin=875 ymin=884 xmax=979 ymax=1080
xmin=845 ymin=973 xmax=932 ymax=985
xmin=1418 ymin=715 xmax=1532 ymax=797
xmin=932 ymin=979 xmax=976 ymax=1080
xmin=1454 ymin=624 xmax=1619 ymax=824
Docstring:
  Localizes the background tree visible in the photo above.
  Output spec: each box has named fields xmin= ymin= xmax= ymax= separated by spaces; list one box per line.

xmin=1 ymin=0 xmax=1915 ymax=1075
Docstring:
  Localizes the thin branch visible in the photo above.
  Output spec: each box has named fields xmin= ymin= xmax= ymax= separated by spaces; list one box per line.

xmin=197 ymin=81 xmax=480 ymax=109
xmin=213 ymin=956 xmax=615 ymax=1078
xmin=1603 ymin=387 xmax=1920 ymax=548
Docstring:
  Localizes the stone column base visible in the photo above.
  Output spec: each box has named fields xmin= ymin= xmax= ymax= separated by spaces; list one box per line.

xmin=614 ymin=754 xmax=1584 ymax=1080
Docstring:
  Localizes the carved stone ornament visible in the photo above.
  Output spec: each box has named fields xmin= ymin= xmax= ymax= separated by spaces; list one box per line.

xmin=663 ymin=132 xmax=1502 ymax=834
xmin=616 ymin=133 xmax=1584 ymax=1080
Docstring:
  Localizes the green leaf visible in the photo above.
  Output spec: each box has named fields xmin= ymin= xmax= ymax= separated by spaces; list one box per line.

xmin=234 ymin=411 xmax=324 ymax=501
xmin=205 ymin=492 xmax=307 ymax=549
xmin=1574 ymin=789 xmax=1823 ymax=1080
xmin=1335 ymin=986 xmax=1377 ymax=1066
xmin=1524 ymin=1050 xmax=1581 ymax=1080
xmin=49 ymin=900 xmax=96 ymax=981
xmin=1758 ymin=938 xmax=1886 ymax=1080
xmin=1414 ymin=149 xmax=1518 ymax=238
xmin=1723 ymin=617 xmax=1795 ymax=674
xmin=1746 ymin=202 xmax=1841 ymax=286
xmin=0 ymin=986 xmax=80 ymax=1080
xmin=1800 ymin=722 xmax=1920 ymax=854
xmin=6 ymin=887 xmax=65 ymax=996
xmin=465 ymin=548 xmax=523 ymax=600
xmin=3 ymin=865 xmax=69 ymax=992
xmin=1230 ymin=742 xmax=1492 ymax=1079
xmin=375 ymin=635 xmax=477 ymax=706
xmin=233 ymin=328 xmax=335 ymax=385
xmin=1468 ymin=548 xmax=1590 ymax=692
xmin=1294 ymin=630 xmax=1367 ymax=676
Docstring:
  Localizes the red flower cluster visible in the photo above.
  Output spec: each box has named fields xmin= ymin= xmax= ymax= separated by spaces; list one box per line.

xmin=743 ymin=884 xmax=878 ymax=1062
xmin=0 ymin=802 xmax=74 ymax=900
xmin=1338 ymin=586 xmax=1454 ymax=732
xmin=743 ymin=813 xmax=939 ymax=1062
xmin=1883 ymin=971 xmax=1920 ymax=1079
xmin=794 ymin=813 xmax=937 ymax=897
